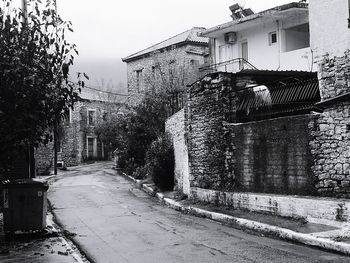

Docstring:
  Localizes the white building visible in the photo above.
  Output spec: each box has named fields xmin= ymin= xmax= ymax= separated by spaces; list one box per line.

xmin=200 ymin=2 xmax=315 ymax=73
xmin=309 ymin=0 xmax=350 ymax=61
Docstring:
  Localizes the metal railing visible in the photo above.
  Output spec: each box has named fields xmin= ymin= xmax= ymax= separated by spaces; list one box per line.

xmin=199 ymin=58 xmax=257 ymax=74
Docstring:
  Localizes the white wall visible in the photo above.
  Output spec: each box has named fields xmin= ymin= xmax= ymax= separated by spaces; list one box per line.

xmin=191 ymin=187 xmax=350 ymax=227
xmin=309 ymin=0 xmax=350 ymax=60
xmin=212 ymin=15 xmax=314 ymax=72
xmin=165 ymin=109 xmax=190 ymax=195
xmin=214 ymin=22 xmax=280 ymax=70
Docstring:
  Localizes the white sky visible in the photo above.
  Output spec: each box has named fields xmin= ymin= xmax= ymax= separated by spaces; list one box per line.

xmin=15 ymin=0 xmax=295 ymax=89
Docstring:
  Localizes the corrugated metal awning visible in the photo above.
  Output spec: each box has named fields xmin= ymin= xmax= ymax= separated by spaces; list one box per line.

xmin=237 ymin=78 xmax=321 ymax=122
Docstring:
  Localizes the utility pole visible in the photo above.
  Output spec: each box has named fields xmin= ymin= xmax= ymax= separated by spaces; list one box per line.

xmin=53 ymin=0 xmax=59 ymax=175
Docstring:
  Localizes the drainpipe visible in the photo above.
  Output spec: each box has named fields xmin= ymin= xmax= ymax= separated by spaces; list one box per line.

xmin=276 ymin=20 xmax=281 ymax=70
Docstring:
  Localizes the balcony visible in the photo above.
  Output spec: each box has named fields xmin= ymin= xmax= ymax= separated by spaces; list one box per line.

xmin=280 ymin=47 xmax=313 ymax=71
xmin=199 ymin=58 xmax=257 ymax=75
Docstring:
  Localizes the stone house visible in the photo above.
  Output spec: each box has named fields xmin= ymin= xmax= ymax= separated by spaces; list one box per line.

xmin=200 ymin=2 xmax=314 ymax=73
xmin=166 ymin=0 xmax=350 ymax=225
xmin=122 ymin=27 xmax=209 ymax=106
xmin=35 ymin=88 xmax=123 ymax=174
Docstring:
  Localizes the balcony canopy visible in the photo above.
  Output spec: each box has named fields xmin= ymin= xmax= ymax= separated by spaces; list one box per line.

xmin=201 ymin=2 xmax=308 ymax=38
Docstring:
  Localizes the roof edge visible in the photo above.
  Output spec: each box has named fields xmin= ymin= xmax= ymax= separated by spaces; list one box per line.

xmin=122 ymin=27 xmax=208 ymax=62
xmin=200 ymin=2 xmax=308 ymax=37
xmin=122 ymin=40 xmax=208 ymax=63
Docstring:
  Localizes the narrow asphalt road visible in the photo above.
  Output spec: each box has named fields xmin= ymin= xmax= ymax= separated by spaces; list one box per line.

xmin=48 ymin=162 xmax=349 ymax=263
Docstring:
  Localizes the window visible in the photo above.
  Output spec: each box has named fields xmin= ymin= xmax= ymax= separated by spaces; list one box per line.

xmin=151 ymin=66 xmax=157 ymax=78
xmin=87 ymin=136 xmax=97 ymax=158
xmin=57 ymin=137 xmax=62 ymax=153
xmin=190 ymin=59 xmax=199 ymax=67
xmin=87 ymin=109 xmax=96 ymax=126
xmin=102 ymin=111 xmax=107 ymax=121
xmin=136 ymin=69 xmax=143 ymax=92
xmin=64 ymin=109 xmax=72 ymax=125
xmin=269 ymin=31 xmax=277 ymax=45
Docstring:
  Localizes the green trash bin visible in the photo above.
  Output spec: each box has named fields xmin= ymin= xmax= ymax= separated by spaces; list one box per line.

xmin=2 ymin=179 xmax=49 ymax=233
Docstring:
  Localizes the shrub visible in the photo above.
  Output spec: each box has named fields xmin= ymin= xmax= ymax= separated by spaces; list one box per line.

xmin=146 ymin=134 xmax=174 ymax=191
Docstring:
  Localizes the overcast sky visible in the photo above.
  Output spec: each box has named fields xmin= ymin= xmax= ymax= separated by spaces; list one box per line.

xmin=44 ymin=1 xmax=294 ymax=90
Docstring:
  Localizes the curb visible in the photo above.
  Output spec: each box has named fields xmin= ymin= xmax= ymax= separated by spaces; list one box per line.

xmin=46 ymin=213 xmax=85 ymax=263
xmin=140 ymin=183 xmax=350 ymax=256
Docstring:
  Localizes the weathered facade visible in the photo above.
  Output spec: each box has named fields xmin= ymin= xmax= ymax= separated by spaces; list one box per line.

xmin=200 ymin=2 xmax=314 ymax=73
xmin=166 ymin=1 xmax=350 ymax=224
xmin=307 ymin=0 xmax=350 ymax=196
xmin=165 ymin=109 xmax=190 ymax=195
xmin=35 ymin=90 xmax=122 ymax=175
xmin=122 ymin=27 xmax=209 ymax=106
xmin=186 ymin=72 xmax=320 ymax=195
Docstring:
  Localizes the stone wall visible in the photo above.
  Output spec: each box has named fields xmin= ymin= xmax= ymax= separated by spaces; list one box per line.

xmin=35 ymin=143 xmax=54 ymax=175
xmin=318 ymin=51 xmax=350 ymax=100
xmin=165 ymin=109 xmax=190 ymax=195
xmin=307 ymin=46 xmax=350 ymax=197
xmin=186 ymin=71 xmax=350 ymax=197
xmin=309 ymin=102 xmax=350 ymax=197
xmin=35 ymin=99 xmax=117 ymax=174
xmin=187 ymin=73 xmax=236 ymax=190
xmin=225 ymin=115 xmax=316 ymax=195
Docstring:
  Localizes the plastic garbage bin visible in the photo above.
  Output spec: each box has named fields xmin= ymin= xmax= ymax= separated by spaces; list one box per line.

xmin=2 ymin=179 xmax=49 ymax=233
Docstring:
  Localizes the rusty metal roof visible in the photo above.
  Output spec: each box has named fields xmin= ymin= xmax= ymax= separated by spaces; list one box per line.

xmin=237 ymin=78 xmax=321 ymax=122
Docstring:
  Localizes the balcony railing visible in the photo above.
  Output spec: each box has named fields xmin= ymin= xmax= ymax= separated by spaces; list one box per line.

xmin=199 ymin=58 xmax=257 ymax=74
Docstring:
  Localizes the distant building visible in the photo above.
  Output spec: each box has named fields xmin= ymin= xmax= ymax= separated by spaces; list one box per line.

xmin=200 ymin=2 xmax=314 ymax=73
xmin=122 ymin=27 xmax=209 ymax=106
xmin=35 ymin=88 xmax=124 ymax=175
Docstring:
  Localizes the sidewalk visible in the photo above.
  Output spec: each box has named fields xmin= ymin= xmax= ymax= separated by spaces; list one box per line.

xmin=123 ymin=173 xmax=350 ymax=256
xmin=0 ymin=211 xmax=86 ymax=263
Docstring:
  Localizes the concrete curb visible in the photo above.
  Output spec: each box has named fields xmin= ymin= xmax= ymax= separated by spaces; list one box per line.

xmin=140 ymin=183 xmax=350 ymax=256
xmin=46 ymin=213 xmax=85 ymax=263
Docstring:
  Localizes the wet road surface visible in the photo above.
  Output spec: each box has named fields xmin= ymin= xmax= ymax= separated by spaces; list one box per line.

xmin=48 ymin=162 xmax=350 ymax=263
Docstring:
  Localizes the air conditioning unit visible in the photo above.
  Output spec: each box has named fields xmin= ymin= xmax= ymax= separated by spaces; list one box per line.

xmin=224 ymin=32 xmax=237 ymax=44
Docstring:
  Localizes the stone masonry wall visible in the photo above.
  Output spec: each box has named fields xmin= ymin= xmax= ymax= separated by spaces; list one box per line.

xmin=225 ymin=115 xmax=316 ymax=195
xmin=187 ymin=72 xmax=319 ymax=196
xmin=318 ymin=51 xmax=350 ymax=100
xmin=35 ymin=143 xmax=54 ymax=175
xmin=165 ymin=109 xmax=190 ymax=195
xmin=187 ymin=73 xmax=236 ymax=190
xmin=309 ymin=102 xmax=350 ymax=197
xmin=308 ymin=50 xmax=350 ymax=197
xmin=35 ymin=100 xmax=116 ymax=174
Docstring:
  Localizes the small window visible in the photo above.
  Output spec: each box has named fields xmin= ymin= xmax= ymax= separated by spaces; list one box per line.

xmin=87 ymin=109 xmax=96 ymax=126
xmin=269 ymin=31 xmax=277 ymax=45
xmin=190 ymin=59 xmax=199 ymax=67
xmin=136 ymin=69 xmax=143 ymax=92
xmin=64 ymin=109 xmax=71 ymax=125
xmin=57 ymin=136 xmax=62 ymax=153
xmin=151 ymin=66 xmax=156 ymax=78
